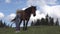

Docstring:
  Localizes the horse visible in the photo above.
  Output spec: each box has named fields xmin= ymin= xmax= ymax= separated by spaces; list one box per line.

xmin=11 ymin=6 xmax=37 ymax=31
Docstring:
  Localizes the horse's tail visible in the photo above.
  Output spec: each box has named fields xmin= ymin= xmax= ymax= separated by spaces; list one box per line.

xmin=11 ymin=17 xmax=16 ymax=22
xmin=11 ymin=14 xmax=21 ymax=22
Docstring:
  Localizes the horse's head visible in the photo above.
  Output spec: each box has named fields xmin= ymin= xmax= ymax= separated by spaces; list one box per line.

xmin=31 ymin=6 xmax=36 ymax=17
xmin=25 ymin=6 xmax=37 ymax=17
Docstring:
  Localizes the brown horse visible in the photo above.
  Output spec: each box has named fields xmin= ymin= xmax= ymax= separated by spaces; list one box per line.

xmin=11 ymin=6 xmax=36 ymax=31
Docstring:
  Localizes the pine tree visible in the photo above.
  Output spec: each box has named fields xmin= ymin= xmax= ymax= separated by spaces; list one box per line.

xmin=41 ymin=18 xmax=45 ymax=25
xmin=3 ymin=22 xmax=6 ymax=27
xmin=49 ymin=17 xmax=54 ymax=26
xmin=0 ymin=20 xmax=4 ymax=27
xmin=55 ymin=18 xmax=59 ymax=26
xmin=34 ymin=19 xmax=41 ymax=26
xmin=45 ymin=14 xmax=49 ymax=25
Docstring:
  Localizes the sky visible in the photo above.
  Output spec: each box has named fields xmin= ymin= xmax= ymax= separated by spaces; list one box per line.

xmin=0 ymin=0 xmax=60 ymax=27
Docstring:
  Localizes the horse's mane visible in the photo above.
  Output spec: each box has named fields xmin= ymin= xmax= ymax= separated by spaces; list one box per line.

xmin=25 ymin=6 xmax=36 ymax=14
xmin=16 ymin=6 xmax=36 ymax=14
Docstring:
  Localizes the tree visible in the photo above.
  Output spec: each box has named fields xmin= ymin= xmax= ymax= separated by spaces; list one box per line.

xmin=41 ymin=18 xmax=45 ymax=25
xmin=35 ymin=19 xmax=41 ymax=26
xmin=0 ymin=20 xmax=4 ymax=27
xmin=49 ymin=17 xmax=54 ymax=26
xmin=45 ymin=14 xmax=49 ymax=25
xmin=55 ymin=18 xmax=59 ymax=26
xmin=33 ymin=19 xmax=41 ymax=26
xmin=3 ymin=22 xmax=7 ymax=27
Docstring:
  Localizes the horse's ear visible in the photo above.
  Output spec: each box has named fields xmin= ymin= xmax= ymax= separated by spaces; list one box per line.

xmin=34 ymin=6 xmax=36 ymax=10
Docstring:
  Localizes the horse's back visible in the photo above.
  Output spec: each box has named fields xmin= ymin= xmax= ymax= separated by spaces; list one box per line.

xmin=17 ymin=10 xmax=26 ymax=19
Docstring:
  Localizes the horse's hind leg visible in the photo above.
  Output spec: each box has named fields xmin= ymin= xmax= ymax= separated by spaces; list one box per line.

xmin=15 ymin=19 xmax=22 ymax=32
xmin=25 ymin=20 xmax=29 ymax=30
xmin=15 ymin=21 xmax=20 ymax=32
xmin=19 ymin=19 xmax=22 ymax=30
xmin=23 ymin=20 xmax=25 ymax=31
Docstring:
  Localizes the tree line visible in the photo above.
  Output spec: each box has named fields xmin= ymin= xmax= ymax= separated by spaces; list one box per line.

xmin=0 ymin=20 xmax=10 ymax=28
xmin=31 ymin=14 xmax=59 ymax=26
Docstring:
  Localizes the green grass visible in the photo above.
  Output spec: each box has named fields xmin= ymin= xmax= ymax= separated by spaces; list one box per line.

xmin=0 ymin=26 xmax=60 ymax=34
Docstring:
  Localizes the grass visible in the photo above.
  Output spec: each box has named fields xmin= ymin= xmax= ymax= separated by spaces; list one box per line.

xmin=0 ymin=26 xmax=60 ymax=34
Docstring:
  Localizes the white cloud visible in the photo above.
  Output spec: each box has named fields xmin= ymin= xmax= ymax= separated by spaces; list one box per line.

xmin=30 ymin=10 xmax=46 ymax=21
xmin=27 ymin=0 xmax=58 ymax=14
xmin=27 ymin=0 xmax=46 ymax=7
xmin=27 ymin=0 xmax=60 ymax=19
xmin=45 ymin=0 xmax=57 ymax=5
xmin=27 ymin=0 xmax=57 ymax=6
xmin=0 ymin=12 xmax=4 ymax=19
xmin=7 ymin=13 xmax=16 ymax=21
xmin=27 ymin=0 xmax=60 ymax=25
xmin=3 ymin=13 xmax=16 ymax=27
xmin=42 ymin=5 xmax=60 ymax=25
xmin=43 ymin=5 xmax=60 ymax=18
xmin=22 ymin=8 xmax=26 ymax=10
xmin=5 ymin=0 xmax=11 ymax=3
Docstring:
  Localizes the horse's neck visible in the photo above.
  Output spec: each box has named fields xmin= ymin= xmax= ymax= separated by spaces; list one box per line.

xmin=24 ymin=11 xmax=31 ymax=17
xmin=25 ymin=8 xmax=32 ymax=17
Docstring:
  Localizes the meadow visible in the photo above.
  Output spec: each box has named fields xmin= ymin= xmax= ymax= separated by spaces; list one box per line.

xmin=0 ymin=26 xmax=60 ymax=34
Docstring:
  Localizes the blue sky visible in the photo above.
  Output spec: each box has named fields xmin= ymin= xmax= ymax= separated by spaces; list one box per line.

xmin=0 ymin=0 xmax=60 ymax=27
xmin=0 ymin=0 xmax=27 ymax=15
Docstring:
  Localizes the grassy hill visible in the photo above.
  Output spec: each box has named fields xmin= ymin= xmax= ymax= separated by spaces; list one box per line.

xmin=0 ymin=26 xmax=60 ymax=34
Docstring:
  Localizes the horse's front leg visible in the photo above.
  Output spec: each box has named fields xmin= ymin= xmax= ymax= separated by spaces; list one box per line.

xmin=25 ymin=20 xmax=29 ymax=30
xmin=19 ymin=19 xmax=22 ymax=31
